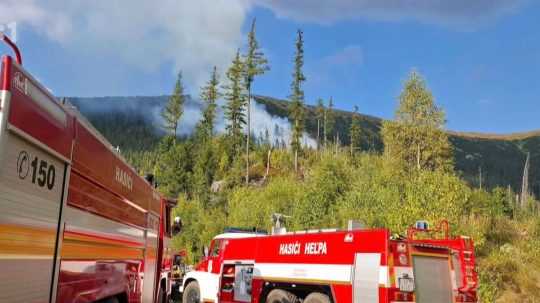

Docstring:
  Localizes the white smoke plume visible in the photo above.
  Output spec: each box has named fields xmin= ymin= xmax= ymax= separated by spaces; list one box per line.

xmin=172 ymin=98 xmax=317 ymax=148
xmin=248 ymin=101 xmax=316 ymax=148
xmin=71 ymin=96 xmax=316 ymax=148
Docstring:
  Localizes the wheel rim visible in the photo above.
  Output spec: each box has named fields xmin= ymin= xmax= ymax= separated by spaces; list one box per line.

xmin=187 ymin=289 xmax=200 ymax=303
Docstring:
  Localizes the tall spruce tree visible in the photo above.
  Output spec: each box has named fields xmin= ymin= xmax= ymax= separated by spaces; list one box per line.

xmin=325 ymin=97 xmax=335 ymax=148
xmin=162 ymin=71 xmax=185 ymax=140
xmin=243 ymin=18 xmax=269 ymax=184
xmin=349 ymin=105 xmax=361 ymax=156
xmin=196 ymin=66 xmax=221 ymax=142
xmin=223 ymin=50 xmax=247 ymax=155
xmin=289 ymin=29 xmax=306 ymax=172
xmin=382 ymin=70 xmax=453 ymax=172
xmin=192 ymin=67 xmax=221 ymax=202
xmin=315 ymin=98 xmax=325 ymax=150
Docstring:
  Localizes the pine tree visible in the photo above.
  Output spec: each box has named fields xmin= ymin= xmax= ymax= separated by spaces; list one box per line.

xmin=162 ymin=71 xmax=185 ymax=140
xmin=193 ymin=67 xmax=221 ymax=203
xmin=155 ymin=138 xmax=193 ymax=197
xmin=289 ymin=29 xmax=306 ymax=172
xmin=382 ymin=70 xmax=453 ymax=172
xmin=192 ymin=141 xmax=216 ymax=204
xmin=315 ymin=98 xmax=325 ymax=150
xmin=223 ymin=50 xmax=247 ymax=155
xmin=349 ymin=105 xmax=361 ymax=156
xmin=196 ymin=66 xmax=221 ymax=142
xmin=325 ymin=97 xmax=335 ymax=148
xmin=243 ymin=18 xmax=269 ymax=184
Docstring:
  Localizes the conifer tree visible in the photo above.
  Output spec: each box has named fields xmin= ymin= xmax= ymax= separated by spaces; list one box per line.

xmin=196 ymin=66 xmax=221 ymax=142
xmin=162 ymin=71 xmax=185 ymax=140
xmin=349 ymin=105 xmax=361 ymax=156
xmin=289 ymin=29 xmax=306 ymax=172
xmin=324 ymin=97 xmax=335 ymax=148
xmin=382 ymin=70 xmax=453 ymax=172
xmin=243 ymin=18 xmax=269 ymax=184
xmin=315 ymin=98 xmax=325 ymax=150
xmin=192 ymin=67 xmax=221 ymax=202
xmin=223 ymin=50 xmax=247 ymax=155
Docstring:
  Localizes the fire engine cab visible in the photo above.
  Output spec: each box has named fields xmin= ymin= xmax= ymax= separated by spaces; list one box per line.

xmin=181 ymin=221 xmax=477 ymax=303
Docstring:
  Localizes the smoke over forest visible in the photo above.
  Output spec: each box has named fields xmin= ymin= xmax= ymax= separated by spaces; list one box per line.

xmin=67 ymin=95 xmax=316 ymax=148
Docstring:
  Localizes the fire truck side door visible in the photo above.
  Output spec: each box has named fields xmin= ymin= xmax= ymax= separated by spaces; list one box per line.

xmin=207 ymin=239 xmax=223 ymax=274
xmin=142 ymin=213 xmax=160 ymax=302
xmin=0 ymin=125 xmax=69 ymax=303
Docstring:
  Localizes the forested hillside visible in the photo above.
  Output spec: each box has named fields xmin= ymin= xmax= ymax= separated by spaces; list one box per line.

xmin=66 ymin=94 xmax=537 ymax=197
xmin=54 ymin=16 xmax=540 ymax=303
xmin=64 ymin=67 xmax=540 ymax=302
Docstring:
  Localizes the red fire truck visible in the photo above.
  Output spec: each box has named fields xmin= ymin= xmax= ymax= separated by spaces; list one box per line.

xmin=181 ymin=221 xmax=478 ymax=303
xmin=0 ymin=34 xmax=182 ymax=302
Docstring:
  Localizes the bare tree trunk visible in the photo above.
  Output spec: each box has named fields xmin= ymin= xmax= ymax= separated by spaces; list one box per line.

xmin=246 ymin=87 xmax=251 ymax=185
xmin=173 ymin=122 xmax=178 ymax=144
xmin=263 ymin=149 xmax=272 ymax=181
xmin=294 ymin=150 xmax=298 ymax=173
xmin=479 ymin=166 xmax=483 ymax=190
xmin=323 ymin=111 xmax=327 ymax=148
xmin=335 ymin=133 xmax=339 ymax=155
xmin=317 ymin=119 xmax=320 ymax=151
xmin=521 ymin=152 xmax=530 ymax=209
xmin=416 ymin=144 xmax=421 ymax=170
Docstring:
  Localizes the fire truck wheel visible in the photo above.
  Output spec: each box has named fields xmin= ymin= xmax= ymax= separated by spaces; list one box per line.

xmin=183 ymin=281 xmax=201 ymax=303
xmin=157 ymin=285 xmax=166 ymax=303
xmin=266 ymin=289 xmax=297 ymax=303
xmin=303 ymin=292 xmax=330 ymax=303
xmin=101 ymin=297 xmax=120 ymax=303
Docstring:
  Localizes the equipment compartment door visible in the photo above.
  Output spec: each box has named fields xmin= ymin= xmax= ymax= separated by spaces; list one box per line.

xmin=412 ymin=255 xmax=453 ymax=303
xmin=142 ymin=213 xmax=160 ymax=302
xmin=0 ymin=132 xmax=68 ymax=303
xmin=233 ymin=264 xmax=254 ymax=302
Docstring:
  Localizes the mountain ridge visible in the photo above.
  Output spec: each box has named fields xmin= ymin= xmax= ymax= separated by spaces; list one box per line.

xmin=65 ymin=94 xmax=538 ymax=198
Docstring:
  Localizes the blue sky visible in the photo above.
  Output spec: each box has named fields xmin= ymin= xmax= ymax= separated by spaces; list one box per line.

xmin=1 ymin=0 xmax=539 ymax=133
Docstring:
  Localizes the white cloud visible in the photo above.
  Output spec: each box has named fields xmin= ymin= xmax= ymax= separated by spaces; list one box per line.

xmin=323 ymin=45 xmax=363 ymax=66
xmin=255 ymin=0 xmax=525 ymax=27
xmin=2 ymin=0 xmax=526 ymax=99
xmin=307 ymin=45 xmax=363 ymax=89
xmin=0 ymin=0 xmax=252 ymax=90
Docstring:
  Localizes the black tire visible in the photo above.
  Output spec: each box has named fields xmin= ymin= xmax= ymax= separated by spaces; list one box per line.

xmin=171 ymin=282 xmax=182 ymax=302
xmin=266 ymin=289 xmax=297 ymax=303
xmin=157 ymin=285 xmax=166 ymax=303
xmin=304 ymin=292 xmax=330 ymax=303
xmin=183 ymin=281 xmax=201 ymax=303
xmin=100 ymin=296 xmax=120 ymax=303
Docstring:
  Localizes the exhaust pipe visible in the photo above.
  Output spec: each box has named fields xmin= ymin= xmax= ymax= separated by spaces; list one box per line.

xmin=0 ymin=32 xmax=22 ymax=65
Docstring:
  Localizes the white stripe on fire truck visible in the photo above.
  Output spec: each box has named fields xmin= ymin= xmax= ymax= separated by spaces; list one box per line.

xmin=254 ymin=263 xmax=390 ymax=287
xmin=255 ymin=263 xmax=352 ymax=284
xmin=379 ymin=266 xmax=390 ymax=287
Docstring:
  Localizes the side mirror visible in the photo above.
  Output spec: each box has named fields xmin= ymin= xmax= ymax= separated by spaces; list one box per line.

xmin=173 ymin=255 xmax=182 ymax=266
xmin=203 ymin=246 xmax=209 ymax=258
xmin=172 ymin=216 xmax=183 ymax=236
